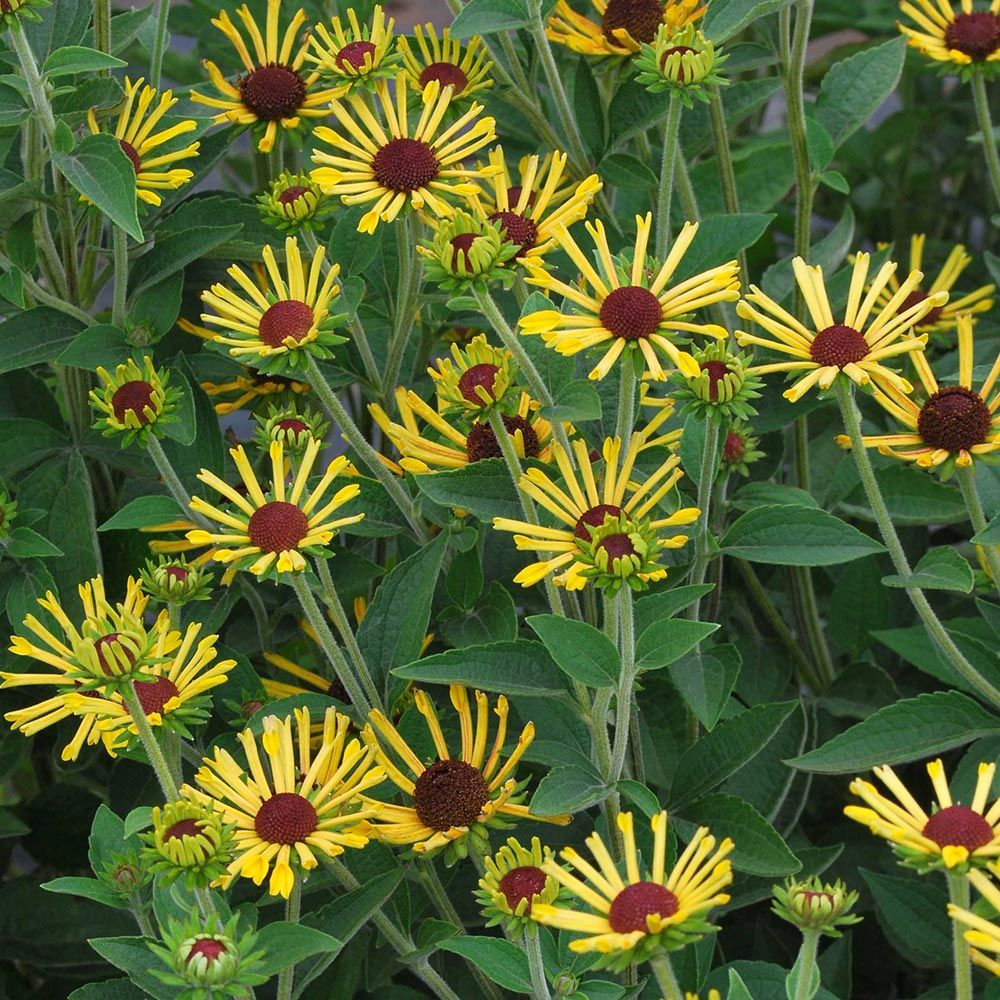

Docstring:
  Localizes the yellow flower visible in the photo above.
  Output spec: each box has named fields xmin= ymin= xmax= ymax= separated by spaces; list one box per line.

xmin=427 ymin=334 xmax=519 ymax=417
xmin=362 ymin=684 xmax=570 ymax=858
xmin=735 ymin=253 xmax=947 ymax=403
xmin=200 ymin=236 xmax=345 ymax=374
xmin=949 ymin=868 xmax=1000 ymax=976
xmin=186 ymin=438 xmax=364 ymax=578
xmin=90 ymin=356 xmax=179 ymax=445
xmin=187 ymin=707 xmax=383 ymax=897
xmin=304 ymin=4 xmax=399 ymax=86
xmin=639 ymin=384 xmax=682 ymax=451
xmin=492 ymin=435 xmax=698 ymax=590
xmin=533 ymin=811 xmax=733 ymax=968
xmin=898 ymin=0 xmax=1000 ymax=69
xmin=547 ymin=0 xmax=704 ymax=57
xmin=521 ymin=215 xmax=737 ymax=381
xmin=476 ymin=836 xmax=562 ymax=934
xmin=398 ymin=24 xmax=494 ymax=101
xmin=845 ymin=758 xmax=1000 ymax=871
xmin=370 ymin=389 xmax=555 ymax=473
xmin=87 ymin=77 xmax=199 ymax=207
xmin=310 ymin=75 xmax=498 ymax=235
xmin=835 ymin=313 xmax=1000 ymax=471
xmin=191 ymin=0 xmax=344 ymax=152
xmin=468 ymin=148 xmax=603 ymax=261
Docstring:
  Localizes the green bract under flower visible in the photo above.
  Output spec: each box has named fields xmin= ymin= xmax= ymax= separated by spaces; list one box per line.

xmin=140 ymin=557 xmax=214 ymax=604
xmin=418 ymin=211 xmax=519 ymax=292
xmin=252 ymin=402 xmax=330 ymax=454
xmin=574 ymin=511 xmax=673 ymax=594
xmin=475 ymin=835 xmax=562 ymax=935
xmin=634 ymin=23 xmax=727 ymax=103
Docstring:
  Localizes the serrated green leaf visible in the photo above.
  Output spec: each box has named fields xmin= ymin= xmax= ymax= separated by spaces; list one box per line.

xmin=128 ymin=224 xmax=243 ymax=297
xmin=451 ymin=0 xmax=531 ymax=37
xmin=255 ymin=921 xmax=342 ymax=976
xmin=860 ymin=869 xmax=950 ymax=968
xmin=57 ymin=324 xmax=131 ymax=371
xmin=43 ymin=45 xmax=126 ymax=77
xmin=633 ymin=584 xmax=714 ymax=635
xmin=415 ymin=459 xmax=521 ymax=521
xmin=98 ymin=494 xmax=184 ymax=531
xmin=530 ymin=765 xmax=609 ymax=816
xmin=441 ymin=937 xmax=532 ymax=993
xmin=882 ymin=546 xmax=974 ymax=593
xmin=0 ymin=306 xmax=87 ymax=374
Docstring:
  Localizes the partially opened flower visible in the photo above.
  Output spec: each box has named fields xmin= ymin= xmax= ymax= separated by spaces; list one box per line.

xmin=191 ymin=0 xmax=344 ymax=151
xmin=140 ymin=557 xmax=214 ymax=605
xmin=547 ymin=0 xmax=705 ymax=57
xmin=142 ymin=799 xmax=235 ymax=889
xmin=898 ymin=0 xmax=1000 ymax=75
xmin=634 ymin=23 xmax=727 ymax=102
xmin=521 ymin=215 xmax=737 ymax=381
xmin=252 ymin=403 xmax=330 ymax=455
xmin=476 ymin=836 xmax=562 ymax=934
xmin=304 ymin=4 xmax=399 ymax=88
xmin=188 ymin=707 xmax=383 ymax=897
xmin=257 ymin=171 xmax=333 ymax=232
xmin=90 ymin=356 xmax=180 ymax=445
xmin=845 ymin=758 xmax=1000 ymax=871
xmin=87 ymin=77 xmax=199 ymax=207
xmin=428 ymin=334 xmax=519 ymax=418
xmin=736 ymin=253 xmax=947 ymax=403
xmin=362 ymin=684 xmax=570 ymax=859
xmin=533 ymin=811 xmax=733 ymax=969
xmin=398 ymin=24 xmax=494 ymax=102
xmin=671 ymin=341 xmax=762 ymax=420
xmin=418 ymin=211 xmax=519 ymax=291
xmin=835 ymin=313 xmax=1000 ymax=474
xmin=948 ymin=868 xmax=1000 ymax=976
xmin=186 ymin=439 xmax=364 ymax=578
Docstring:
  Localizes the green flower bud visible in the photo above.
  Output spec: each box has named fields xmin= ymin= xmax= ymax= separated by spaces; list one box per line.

xmin=418 ymin=212 xmax=519 ymax=292
xmin=142 ymin=799 xmax=234 ymax=890
xmin=140 ymin=557 xmax=214 ymax=605
xmin=772 ymin=876 xmax=862 ymax=937
xmin=257 ymin=171 xmax=333 ymax=232
xmin=635 ymin=24 xmax=728 ymax=105
xmin=251 ymin=403 xmax=331 ymax=455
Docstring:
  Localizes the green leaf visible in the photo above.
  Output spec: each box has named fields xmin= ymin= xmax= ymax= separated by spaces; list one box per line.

xmin=69 ymin=980 xmax=149 ymax=1000
xmin=633 ymin=584 xmax=714 ymax=635
xmin=5 ymin=526 xmax=63 ymax=558
xmin=98 ymin=494 xmax=184 ymax=531
xmin=41 ymin=876 xmax=126 ymax=909
xmin=254 ymin=921 xmax=342 ymax=977
xmin=441 ymin=937 xmax=532 ymax=993
xmin=882 ymin=546 xmax=975 ymax=593
xmin=688 ymin=146 xmax=794 ymax=216
xmin=527 ymin=614 xmax=620 ymax=688
xmin=727 ymin=970 xmax=754 ymax=1000
xmin=450 ymin=0 xmax=531 ymax=37
xmin=43 ymin=45 xmax=126 ymax=77
xmin=57 ymin=324 xmax=132 ymax=371
xmin=0 ymin=808 xmax=28 ymax=838
xmin=730 ymin=482 xmax=820 ymax=511
xmin=541 ymin=380 xmax=602 ymax=423
xmin=789 ymin=691 xmax=1000 ymax=773
xmin=415 ymin=459 xmax=521 ymax=521
xmin=88 ymin=936 xmax=178 ymax=1000
xmin=668 ymin=644 xmax=741 ymax=730
xmin=819 ymin=169 xmax=850 ymax=193
xmin=842 ymin=464 xmax=967 ymax=526
xmin=0 ymin=306 xmax=86 ymax=373
xmin=530 ymin=764 xmax=609 ymax=816
xmin=128 ymin=224 xmax=243 ymax=297
xmin=973 ymin=514 xmax=1000 ymax=545
xmin=123 ymin=807 xmax=153 ymax=839
xmin=395 ymin=640 xmax=569 ymax=697
xmin=805 ymin=114 xmax=835 ymax=171
xmin=670 ymin=701 xmax=797 ymax=808
xmin=598 ymin=152 xmax=657 ymax=189
xmin=703 ymin=0 xmax=794 ymax=42
xmin=440 ymin=581 xmax=518 ymax=648
xmin=860 ymin=869 xmax=950 ymax=968
xmin=53 ymin=133 xmax=142 ymax=241
xmin=636 ymin=618 xmax=719 ymax=671
xmin=720 ymin=504 xmax=885 ymax=565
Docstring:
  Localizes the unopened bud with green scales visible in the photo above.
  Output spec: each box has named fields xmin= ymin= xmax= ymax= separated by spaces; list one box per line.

xmin=418 ymin=212 xmax=519 ymax=293
xmin=252 ymin=403 xmax=330 ymax=454
xmin=100 ymin=850 xmax=148 ymax=895
xmin=429 ymin=334 xmax=519 ymax=418
xmin=257 ymin=171 xmax=334 ymax=232
xmin=141 ymin=799 xmax=235 ymax=890
xmin=148 ymin=913 xmax=267 ymax=1000
xmin=772 ymin=876 xmax=861 ymax=937
xmin=141 ymin=557 xmax=214 ymax=604
xmin=634 ymin=24 xmax=728 ymax=105
xmin=475 ymin=836 xmax=562 ymax=935
xmin=90 ymin=357 xmax=181 ymax=447
xmin=575 ymin=513 xmax=674 ymax=596
xmin=720 ymin=421 xmax=764 ymax=477
xmin=0 ymin=486 xmax=16 ymax=540
xmin=672 ymin=341 xmax=762 ymax=421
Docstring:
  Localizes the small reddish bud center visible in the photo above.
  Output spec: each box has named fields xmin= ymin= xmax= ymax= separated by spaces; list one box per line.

xmin=899 ymin=289 xmax=944 ymax=328
xmin=917 ymin=386 xmax=993 ymax=453
xmin=165 ymin=565 xmax=189 ymax=582
xmin=239 ymin=64 xmax=307 ymax=120
xmin=700 ymin=360 xmax=730 ymax=400
xmin=465 ymin=416 xmax=541 ymax=462
xmin=95 ymin=632 xmax=136 ymax=673
xmin=418 ymin=61 xmax=470 ymax=93
xmin=809 ymin=324 xmax=869 ymax=368
xmin=599 ymin=532 xmax=636 ymax=559
xmin=659 ymin=44 xmax=696 ymax=78
xmin=118 ymin=139 xmax=142 ymax=174
xmin=277 ymin=418 xmax=309 ymax=435
xmin=458 ymin=363 xmax=501 ymax=403
xmin=254 ymin=791 xmax=318 ymax=844
xmin=599 ymin=286 xmax=663 ymax=340
xmin=498 ymin=865 xmax=547 ymax=910
xmin=922 ymin=804 xmax=994 ymax=851
xmin=336 ymin=40 xmax=376 ymax=71
xmin=574 ymin=504 xmax=623 ymax=541
xmin=488 ymin=210 xmax=539 ymax=256
xmin=277 ymin=184 xmax=310 ymax=205
xmin=799 ymin=890 xmax=834 ymax=905
xmin=602 ymin=0 xmax=665 ymax=43
xmin=188 ymin=938 xmax=227 ymax=964
xmin=165 ymin=818 xmax=203 ymax=841
xmin=723 ymin=430 xmax=746 ymax=463
xmin=258 ymin=299 xmax=315 ymax=348
xmin=247 ymin=500 xmax=310 ymax=553
xmin=608 ymin=881 xmax=679 ymax=933
xmin=111 ymin=380 xmax=156 ymax=424
xmin=133 ymin=675 xmax=180 ymax=716
xmin=372 ymin=137 xmax=439 ymax=193
xmin=449 ymin=232 xmax=479 ymax=271
xmin=945 ymin=12 xmax=1000 ymax=60
xmin=413 ymin=758 xmax=490 ymax=830
xmin=241 ymin=700 xmax=263 ymax=718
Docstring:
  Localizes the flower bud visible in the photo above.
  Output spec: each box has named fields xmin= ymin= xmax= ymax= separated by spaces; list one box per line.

xmin=772 ymin=876 xmax=861 ymax=936
xmin=418 ymin=212 xmax=519 ymax=291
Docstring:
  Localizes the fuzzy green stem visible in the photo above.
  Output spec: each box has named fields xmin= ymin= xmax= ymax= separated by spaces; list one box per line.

xmin=655 ymin=95 xmax=683 ymax=259
xmin=649 ymin=953 xmax=683 ymax=999
xmin=687 ymin=413 xmax=720 ymax=620
xmin=315 ymin=557 xmax=373 ymax=688
xmin=957 ymin=464 xmax=1000 ymax=601
xmin=146 ymin=436 xmax=213 ymax=530
xmin=948 ymin=872 xmax=973 ymax=1000
xmin=383 ymin=214 xmax=420 ymax=407
xmin=784 ymin=0 xmax=815 ymax=267
xmin=93 ymin=0 xmax=112 ymax=68
xmin=708 ymin=86 xmax=747 ymax=282
xmin=9 ymin=25 xmax=57 ymax=141
xmin=121 ymin=681 xmax=180 ymax=801
xmin=525 ymin=931 xmax=551 ymax=1000
xmin=112 ymin=226 xmax=128 ymax=327
xmin=150 ymin=0 xmax=171 ymax=90
xmin=276 ymin=876 xmax=302 ymax=1000
xmin=616 ymin=362 xmax=636 ymax=455
xmin=129 ymin=895 xmax=155 ymax=937
xmin=792 ymin=929 xmax=821 ymax=1000
xmin=971 ymin=71 xmax=1000 ymax=210
xmin=608 ymin=587 xmax=636 ymax=784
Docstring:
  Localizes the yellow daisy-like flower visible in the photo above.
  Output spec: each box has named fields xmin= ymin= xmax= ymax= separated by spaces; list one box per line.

xmin=362 ymin=684 xmax=571 ymax=857
xmin=370 ymin=389 xmax=555 ymax=473
xmin=87 ymin=77 xmax=199 ymax=207
xmin=547 ymin=0 xmax=704 ymax=57
xmin=735 ymin=253 xmax=947 ymax=403
xmin=468 ymin=148 xmax=603 ymax=261
xmin=492 ymin=435 xmax=698 ymax=590
xmin=200 ymin=237 xmax=345 ymax=374
xmin=304 ymin=4 xmax=399 ymax=86
xmin=521 ymin=215 xmax=737 ymax=381
xmin=187 ymin=707 xmax=384 ymax=898
xmin=68 ymin=623 xmax=236 ymax=752
xmin=949 ymin=868 xmax=1000 ymax=977
xmin=310 ymin=76 xmax=499 ymax=235
xmin=428 ymin=334 xmax=518 ymax=416
xmin=191 ymin=0 xmax=344 ymax=152
xmin=866 ymin=236 xmax=994 ymax=334
xmin=835 ymin=313 xmax=1000 ymax=470
xmin=898 ymin=0 xmax=1000 ymax=69
xmin=639 ymin=384 xmax=682 ymax=451
xmin=398 ymin=24 xmax=494 ymax=101
xmin=186 ymin=438 xmax=364 ymax=578
xmin=533 ymin=811 xmax=733 ymax=968
xmin=845 ymin=758 xmax=1000 ymax=871
xmin=90 ymin=356 xmax=179 ymax=445
xmin=476 ymin=835 xmax=562 ymax=934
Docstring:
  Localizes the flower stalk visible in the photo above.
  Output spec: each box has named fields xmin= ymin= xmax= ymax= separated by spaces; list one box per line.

xmin=121 ymin=680 xmax=180 ymax=801
xmin=970 ymin=70 xmax=1000 ymax=209
xmin=276 ymin=876 xmax=302 ymax=1000
xmin=525 ymin=930 xmax=551 ymax=1000
xmin=956 ymin=465 xmax=1000 ymax=599
xmin=655 ymin=94 xmax=683 ymax=259
xmin=948 ymin=871 xmax=974 ymax=1000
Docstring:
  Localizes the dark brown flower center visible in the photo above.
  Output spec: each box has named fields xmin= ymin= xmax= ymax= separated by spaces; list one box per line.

xmin=488 ymin=210 xmax=539 ymax=256
xmin=607 ymin=881 xmax=679 ymax=933
xmin=242 ymin=700 xmax=263 ymax=718
xmin=278 ymin=184 xmax=310 ymax=206
xmin=412 ymin=758 xmax=490 ymax=831
xmin=465 ymin=416 xmax=540 ymax=462
xmin=133 ymin=675 xmax=181 ymax=716
xmin=277 ymin=418 xmax=309 ymax=435
xmin=945 ymin=12 xmax=1000 ymax=60
xmin=188 ymin=939 xmax=227 ymax=964
xmin=418 ymin=61 xmax=470 ymax=93
xmin=506 ymin=185 xmax=536 ymax=209
xmin=95 ymin=632 xmax=137 ymax=673
xmin=700 ymin=360 xmax=730 ymax=401
xmin=372 ymin=137 xmax=439 ymax=193
xmin=809 ymin=324 xmax=869 ymax=368
xmin=164 ymin=818 xmax=203 ymax=840
xmin=922 ymin=804 xmax=994 ymax=851
xmin=498 ymin=865 xmax=547 ymax=910
xmin=598 ymin=533 xmax=636 ymax=559
xmin=659 ymin=44 xmax=697 ymax=79
xmin=458 ymin=363 xmax=501 ymax=403
xmin=111 ymin=380 xmax=156 ymax=424
xmin=602 ymin=0 xmax=664 ymax=43
xmin=600 ymin=286 xmax=663 ymax=340
xmin=247 ymin=501 xmax=310 ymax=553
xmin=917 ymin=386 xmax=992 ymax=453
xmin=799 ymin=890 xmax=835 ymax=907
xmin=258 ymin=299 xmax=315 ymax=349
xmin=239 ymin=64 xmax=307 ymax=120
xmin=574 ymin=504 xmax=623 ymax=541
xmin=118 ymin=139 xmax=142 ymax=174
xmin=336 ymin=40 xmax=377 ymax=71
xmin=449 ymin=232 xmax=479 ymax=271
xmin=899 ymin=289 xmax=944 ymax=328
xmin=254 ymin=791 xmax=318 ymax=844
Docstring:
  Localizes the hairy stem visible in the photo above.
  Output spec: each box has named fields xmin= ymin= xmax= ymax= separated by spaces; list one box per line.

xmin=525 ymin=931 xmax=551 ymax=1000
xmin=276 ymin=876 xmax=302 ymax=1000
xmin=382 ymin=214 xmax=420 ymax=408
xmin=608 ymin=587 xmax=636 ymax=784
xmin=649 ymin=953 xmax=683 ymax=999
xmin=792 ymin=929 xmax=820 ymax=1000
xmin=150 ymin=0 xmax=171 ymax=90
xmin=970 ymin=70 xmax=1000 ymax=210
xmin=948 ymin=872 xmax=973 ymax=1000
xmin=957 ymin=464 xmax=1000 ymax=601
xmin=112 ymin=227 xmax=128 ymax=327
xmin=121 ymin=681 xmax=180 ymax=801
xmin=655 ymin=95 xmax=683 ymax=259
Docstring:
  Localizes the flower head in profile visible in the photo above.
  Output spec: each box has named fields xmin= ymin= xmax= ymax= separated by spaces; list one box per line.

xmin=140 ymin=556 xmax=214 ymax=605
xmin=88 ymin=77 xmax=199 ymax=206
xmin=476 ymin=836 xmax=562 ymax=935
xmin=310 ymin=75 xmax=498 ymax=234
xmin=949 ymin=868 xmax=1000 ymax=976
xmin=251 ymin=403 xmax=330 ymax=455
xmin=362 ymin=684 xmax=570 ymax=860
xmin=835 ymin=313 xmax=1000 ymax=475
xmin=547 ymin=0 xmax=705 ymax=58
xmin=142 ymin=799 xmax=235 ymax=890
xmin=398 ymin=24 xmax=494 ymax=102
xmin=191 ymin=0 xmax=344 ymax=151
xmin=898 ymin=0 xmax=1000 ymax=76
xmin=845 ymin=758 xmax=1000 ymax=871
xmin=257 ymin=171 xmax=333 ymax=232
xmin=720 ymin=421 xmax=763 ymax=477
xmin=772 ymin=875 xmax=861 ymax=936
xmin=418 ymin=211 xmax=519 ymax=292
xmin=304 ymin=4 xmax=400 ymax=88
xmin=634 ymin=23 xmax=727 ymax=103
xmin=186 ymin=439 xmax=364 ymax=578
xmin=188 ymin=707 xmax=383 ymax=897
xmin=533 ymin=811 xmax=733 ymax=970
xmin=736 ymin=253 xmax=946 ymax=402
xmin=521 ymin=215 xmax=737 ymax=381
xmin=90 ymin=357 xmax=180 ymax=446
xmin=428 ymin=334 xmax=519 ymax=418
